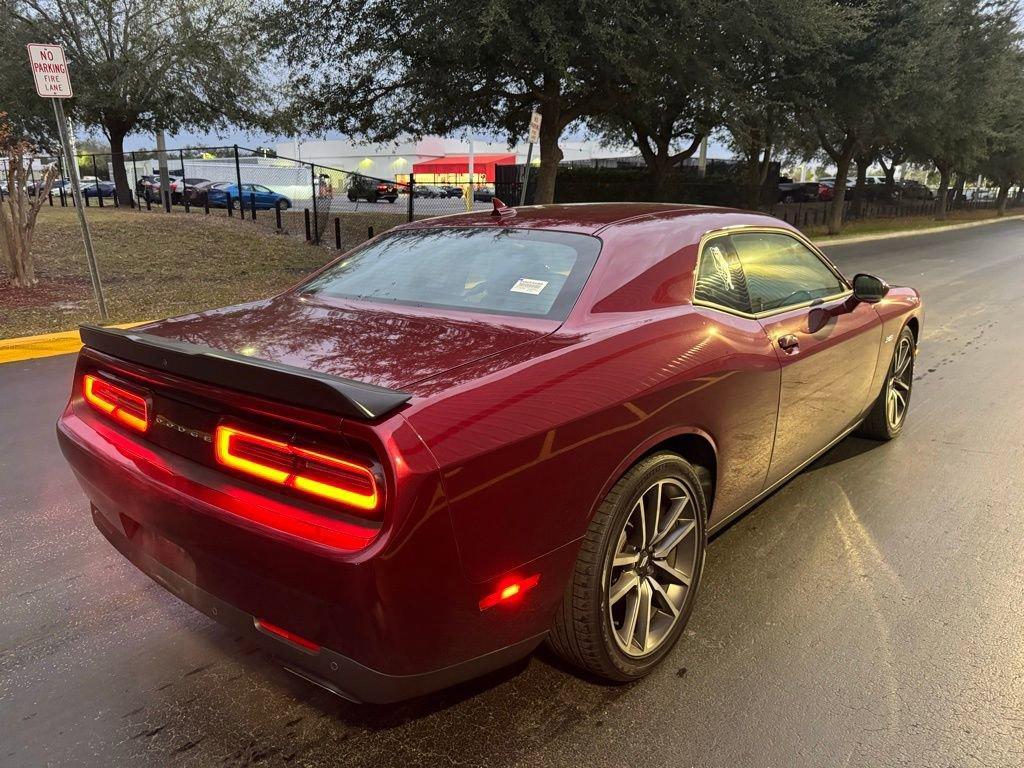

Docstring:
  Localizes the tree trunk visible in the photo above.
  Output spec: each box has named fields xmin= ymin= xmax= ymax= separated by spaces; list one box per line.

xmin=532 ymin=77 xmax=566 ymax=206
xmin=0 ymin=152 xmax=57 ymax=288
xmin=935 ymin=164 xmax=951 ymax=220
xmin=108 ymin=129 xmax=133 ymax=208
xmin=996 ymin=182 xmax=1010 ymax=216
xmin=647 ymin=153 xmax=674 ymax=201
xmin=951 ymin=176 xmax=966 ymax=210
xmin=827 ymin=151 xmax=854 ymax=235
xmin=851 ymin=157 xmax=868 ymax=218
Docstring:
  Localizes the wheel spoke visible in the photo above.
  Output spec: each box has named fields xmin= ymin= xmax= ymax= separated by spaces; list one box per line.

xmin=635 ymin=497 xmax=648 ymax=547
xmin=647 ymin=482 xmax=662 ymax=543
xmin=613 ymin=529 xmax=637 ymax=567
xmin=635 ymin=580 xmax=653 ymax=652
xmin=619 ymin=588 xmax=640 ymax=649
xmin=652 ymin=494 xmax=689 ymax=546
xmin=613 ymin=550 xmax=639 ymax=567
xmin=893 ymin=377 xmax=910 ymax=392
xmin=653 ymin=519 xmax=696 ymax=559
xmin=649 ymin=577 xmax=680 ymax=619
xmin=609 ymin=570 xmax=639 ymax=606
xmin=654 ymin=558 xmax=692 ymax=586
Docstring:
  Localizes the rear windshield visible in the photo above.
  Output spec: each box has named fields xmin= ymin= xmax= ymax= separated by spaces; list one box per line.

xmin=299 ymin=227 xmax=601 ymax=320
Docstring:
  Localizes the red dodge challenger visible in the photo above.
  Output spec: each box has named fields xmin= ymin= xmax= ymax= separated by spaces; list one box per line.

xmin=57 ymin=202 xmax=922 ymax=703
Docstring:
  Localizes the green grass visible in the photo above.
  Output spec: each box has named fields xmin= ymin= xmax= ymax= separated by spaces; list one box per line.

xmin=0 ymin=206 xmax=338 ymax=338
xmin=807 ymin=207 xmax=1016 ymax=241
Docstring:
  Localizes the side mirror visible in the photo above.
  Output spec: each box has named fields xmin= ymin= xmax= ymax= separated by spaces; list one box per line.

xmin=853 ymin=273 xmax=890 ymax=303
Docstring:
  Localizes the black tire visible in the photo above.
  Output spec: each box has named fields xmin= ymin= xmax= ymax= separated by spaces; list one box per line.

xmin=857 ymin=324 xmax=916 ymax=441
xmin=279 ymin=199 xmax=291 ymax=210
xmin=348 ymin=193 xmax=357 ymax=202
xmin=548 ymin=451 xmax=708 ymax=681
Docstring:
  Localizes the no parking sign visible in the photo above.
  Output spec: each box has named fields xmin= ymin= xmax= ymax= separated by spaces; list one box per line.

xmin=26 ymin=43 xmax=73 ymax=98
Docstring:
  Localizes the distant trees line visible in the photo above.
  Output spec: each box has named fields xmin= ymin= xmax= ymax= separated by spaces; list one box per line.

xmin=2 ymin=0 xmax=1022 ymax=235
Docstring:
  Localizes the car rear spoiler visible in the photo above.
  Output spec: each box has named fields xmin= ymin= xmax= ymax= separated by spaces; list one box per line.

xmin=79 ymin=324 xmax=412 ymax=420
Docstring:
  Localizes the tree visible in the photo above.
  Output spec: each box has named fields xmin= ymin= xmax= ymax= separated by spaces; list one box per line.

xmin=904 ymin=0 xmax=1020 ymax=220
xmin=798 ymin=0 xmax=943 ymax=233
xmin=978 ymin=47 xmax=1024 ymax=215
xmin=12 ymin=0 xmax=271 ymax=206
xmin=587 ymin=2 xmax=715 ymax=196
xmin=0 ymin=112 xmax=58 ymax=288
xmin=267 ymin=0 xmax=648 ymax=203
xmin=0 ymin=4 xmax=54 ymax=147
xmin=715 ymin=0 xmax=860 ymax=208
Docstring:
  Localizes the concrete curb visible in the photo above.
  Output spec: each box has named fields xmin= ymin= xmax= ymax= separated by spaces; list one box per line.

xmin=813 ymin=213 xmax=1024 ymax=247
xmin=0 ymin=322 xmax=149 ymax=365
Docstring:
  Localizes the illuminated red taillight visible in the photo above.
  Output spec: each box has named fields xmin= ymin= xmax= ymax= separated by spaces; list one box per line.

xmin=82 ymin=373 xmax=149 ymax=433
xmin=254 ymin=618 xmax=321 ymax=653
xmin=479 ymin=574 xmax=540 ymax=611
xmin=214 ymin=425 xmax=379 ymax=514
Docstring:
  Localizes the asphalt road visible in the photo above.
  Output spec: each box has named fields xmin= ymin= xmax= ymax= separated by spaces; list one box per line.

xmin=2 ymin=221 xmax=1023 ymax=768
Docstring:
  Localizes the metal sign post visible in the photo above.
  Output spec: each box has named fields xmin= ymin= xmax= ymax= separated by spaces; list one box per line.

xmin=519 ymin=110 xmax=542 ymax=206
xmin=28 ymin=43 xmax=107 ymax=321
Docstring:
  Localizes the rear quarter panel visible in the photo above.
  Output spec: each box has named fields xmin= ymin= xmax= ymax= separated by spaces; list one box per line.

xmin=404 ymin=308 xmax=781 ymax=583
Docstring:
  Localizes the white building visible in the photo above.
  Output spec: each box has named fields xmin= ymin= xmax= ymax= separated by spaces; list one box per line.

xmin=274 ymin=135 xmax=636 ymax=183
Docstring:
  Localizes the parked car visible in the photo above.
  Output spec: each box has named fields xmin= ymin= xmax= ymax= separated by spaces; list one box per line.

xmin=777 ymin=180 xmax=822 ymax=204
xmin=897 ymin=180 xmax=935 ymax=200
xmin=473 ymin=185 xmax=496 ymax=202
xmin=82 ymin=180 xmax=116 ymax=198
xmin=441 ymin=185 xmax=464 ymax=198
xmin=964 ymin=187 xmax=998 ymax=201
xmin=169 ymin=178 xmax=211 ymax=204
xmin=135 ymin=174 xmax=159 ymax=199
xmin=139 ymin=176 xmax=181 ymax=204
xmin=184 ymin=180 xmax=225 ymax=207
xmin=413 ymin=184 xmax=438 ymax=198
xmin=57 ymin=202 xmax=922 ymax=704
xmin=48 ymin=179 xmax=74 ymax=198
xmin=207 ymin=183 xmax=291 ymax=210
xmin=348 ymin=176 xmax=400 ymax=203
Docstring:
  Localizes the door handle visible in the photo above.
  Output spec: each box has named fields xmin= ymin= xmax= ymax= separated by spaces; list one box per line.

xmin=778 ymin=334 xmax=800 ymax=354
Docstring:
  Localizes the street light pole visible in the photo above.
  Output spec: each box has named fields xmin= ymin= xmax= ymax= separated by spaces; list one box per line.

xmin=52 ymin=99 xmax=107 ymax=321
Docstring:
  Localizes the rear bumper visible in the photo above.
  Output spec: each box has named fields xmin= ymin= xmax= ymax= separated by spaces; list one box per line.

xmin=90 ymin=505 xmax=543 ymax=704
xmin=56 ymin=402 xmax=571 ymax=702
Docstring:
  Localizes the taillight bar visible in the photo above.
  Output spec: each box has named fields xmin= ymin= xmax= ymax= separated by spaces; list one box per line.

xmin=214 ymin=424 xmax=380 ymax=515
xmin=82 ymin=374 xmax=149 ymax=433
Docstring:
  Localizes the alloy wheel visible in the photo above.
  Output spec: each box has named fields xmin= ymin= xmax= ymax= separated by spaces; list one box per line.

xmin=607 ymin=478 xmax=699 ymax=657
xmin=886 ymin=336 xmax=913 ymax=429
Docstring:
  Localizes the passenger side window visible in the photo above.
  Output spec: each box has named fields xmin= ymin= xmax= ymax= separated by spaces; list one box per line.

xmin=731 ymin=232 xmax=846 ymax=313
xmin=694 ymin=236 xmax=753 ymax=314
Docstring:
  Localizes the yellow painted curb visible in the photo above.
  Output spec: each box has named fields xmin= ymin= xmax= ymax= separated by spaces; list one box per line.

xmin=0 ymin=322 xmax=150 ymax=365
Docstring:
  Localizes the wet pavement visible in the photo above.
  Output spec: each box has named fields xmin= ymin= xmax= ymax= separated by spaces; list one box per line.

xmin=2 ymin=221 xmax=1023 ymax=767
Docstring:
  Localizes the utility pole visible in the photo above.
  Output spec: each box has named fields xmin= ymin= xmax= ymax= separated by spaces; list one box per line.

xmin=156 ymin=128 xmax=170 ymax=208
xmin=466 ymin=138 xmax=475 ymax=211
xmin=697 ymin=136 xmax=708 ymax=179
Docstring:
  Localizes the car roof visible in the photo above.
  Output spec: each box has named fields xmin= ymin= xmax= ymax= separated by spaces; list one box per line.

xmin=398 ymin=202 xmax=774 ymax=237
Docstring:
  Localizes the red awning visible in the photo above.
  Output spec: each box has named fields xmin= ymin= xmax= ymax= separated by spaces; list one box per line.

xmin=412 ymin=154 xmax=516 ymax=181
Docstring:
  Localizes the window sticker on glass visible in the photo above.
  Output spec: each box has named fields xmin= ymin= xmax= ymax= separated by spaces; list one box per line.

xmin=510 ymin=278 xmax=549 ymax=295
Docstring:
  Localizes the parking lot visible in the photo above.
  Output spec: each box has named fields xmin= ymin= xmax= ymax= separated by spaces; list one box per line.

xmin=2 ymin=220 xmax=1022 ymax=767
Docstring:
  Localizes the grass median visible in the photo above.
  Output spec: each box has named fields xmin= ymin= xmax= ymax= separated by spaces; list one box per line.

xmin=806 ymin=207 xmax=1017 ymax=240
xmin=0 ymin=206 xmax=339 ymax=339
